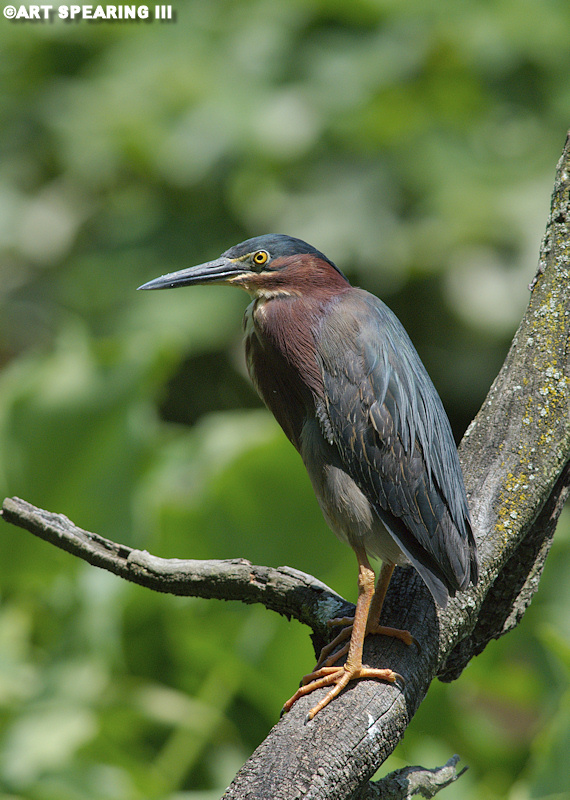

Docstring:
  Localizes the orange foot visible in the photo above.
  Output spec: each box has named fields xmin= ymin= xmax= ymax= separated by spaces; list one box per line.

xmin=282 ymin=662 xmax=403 ymax=721
xmin=315 ymin=616 xmax=418 ymax=670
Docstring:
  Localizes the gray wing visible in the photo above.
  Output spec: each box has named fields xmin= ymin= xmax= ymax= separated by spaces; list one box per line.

xmin=315 ymin=288 xmax=478 ymax=605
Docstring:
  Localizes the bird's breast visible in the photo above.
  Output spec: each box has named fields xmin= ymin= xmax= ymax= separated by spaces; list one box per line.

xmin=242 ymin=296 xmax=325 ymax=450
xmin=246 ymin=296 xmax=324 ymax=393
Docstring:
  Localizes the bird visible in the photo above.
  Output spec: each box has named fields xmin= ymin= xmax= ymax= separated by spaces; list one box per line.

xmin=138 ymin=234 xmax=478 ymax=720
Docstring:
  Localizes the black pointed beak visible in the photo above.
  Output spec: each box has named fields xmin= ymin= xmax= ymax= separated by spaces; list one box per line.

xmin=137 ymin=256 xmax=243 ymax=291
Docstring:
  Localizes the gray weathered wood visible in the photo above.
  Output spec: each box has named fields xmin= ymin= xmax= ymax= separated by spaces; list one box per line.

xmin=0 ymin=496 xmax=349 ymax=646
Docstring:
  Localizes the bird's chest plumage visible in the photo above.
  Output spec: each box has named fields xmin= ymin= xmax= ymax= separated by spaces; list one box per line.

xmin=244 ymin=296 xmax=325 ymax=450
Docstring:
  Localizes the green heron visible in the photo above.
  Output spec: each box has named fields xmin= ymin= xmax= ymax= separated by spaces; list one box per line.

xmin=139 ymin=234 xmax=478 ymax=719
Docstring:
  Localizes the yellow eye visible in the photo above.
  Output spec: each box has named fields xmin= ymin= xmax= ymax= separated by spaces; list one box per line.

xmin=252 ymin=250 xmax=269 ymax=266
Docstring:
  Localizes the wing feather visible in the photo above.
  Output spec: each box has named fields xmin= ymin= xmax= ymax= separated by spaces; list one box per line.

xmin=316 ymin=289 xmax=477 ymax=599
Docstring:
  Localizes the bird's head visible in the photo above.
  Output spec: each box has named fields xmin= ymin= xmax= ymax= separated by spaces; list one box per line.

xmin=138 ymin=234 xmax=349 ymax=299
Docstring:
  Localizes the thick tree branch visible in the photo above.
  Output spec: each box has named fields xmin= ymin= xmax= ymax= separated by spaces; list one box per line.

xmin=3 ymin=133 xmax=570 ymax=799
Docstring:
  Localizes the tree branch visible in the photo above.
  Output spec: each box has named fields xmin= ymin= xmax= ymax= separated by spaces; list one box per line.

xmin=3 ymin=133 xmax=570 ymax=799
xmin=0 ymin=496 xmax=349 ymax=646
xmin=365 ymin=755 xmax=467 ymax=799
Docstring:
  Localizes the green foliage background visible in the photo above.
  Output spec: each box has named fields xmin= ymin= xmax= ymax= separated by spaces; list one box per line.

xmin=1 ymin=1 xmax=569 ymax=797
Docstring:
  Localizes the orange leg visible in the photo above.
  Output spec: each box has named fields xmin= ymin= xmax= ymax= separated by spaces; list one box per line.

xmin=282 ymin=550 xmax=403 ymax=720
xmin=314 ymin=562 xmax=416 ymax=670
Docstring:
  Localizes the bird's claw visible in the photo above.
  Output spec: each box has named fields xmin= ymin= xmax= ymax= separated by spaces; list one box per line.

xmin=367 ymin=624 xmax=420 ymax=652
xmin=281 ymin=663 xmax=403 ymax=721
xmin=315 ymin=619 xmax=418 ymax=671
